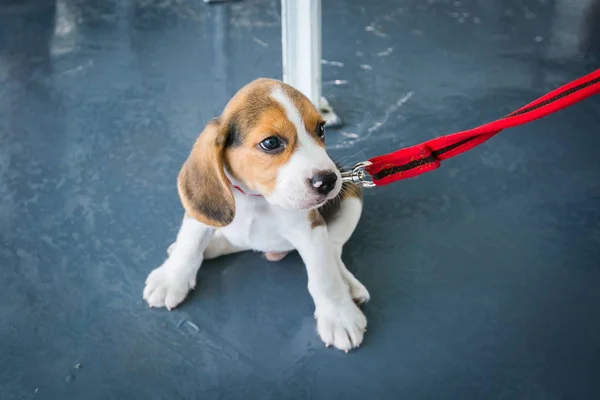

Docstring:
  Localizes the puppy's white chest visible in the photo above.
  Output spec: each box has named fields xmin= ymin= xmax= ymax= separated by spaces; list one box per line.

xmin=219 ymin=196 xmax=294 ymax=253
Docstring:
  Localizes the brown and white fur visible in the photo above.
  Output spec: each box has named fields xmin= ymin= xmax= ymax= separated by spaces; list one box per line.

xmin=143 ymin=78 xmax=369 ymax=352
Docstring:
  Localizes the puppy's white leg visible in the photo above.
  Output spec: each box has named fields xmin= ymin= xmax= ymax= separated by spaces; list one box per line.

xmin=327 ymin=197 xmax=370 ymax=304
xmin=168 ymin=230 xmax=249 ymax=260
xmin=287 ymin=222 xmax=367 ymax=352
xmin=203 ymin=231 xmax=249 ymax=260
xmin=144 ymin=215 xmax=214 ymax=309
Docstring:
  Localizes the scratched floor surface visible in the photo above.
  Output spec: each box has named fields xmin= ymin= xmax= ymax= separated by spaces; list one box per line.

xmin=1 ymin=0 xmax=600 ymax=398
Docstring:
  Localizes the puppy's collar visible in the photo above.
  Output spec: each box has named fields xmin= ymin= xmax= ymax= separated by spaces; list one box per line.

xmin=231 ymin=183 xmax=263 ymax=197
xmin=225 ymin=176 xmax=263 ymax=197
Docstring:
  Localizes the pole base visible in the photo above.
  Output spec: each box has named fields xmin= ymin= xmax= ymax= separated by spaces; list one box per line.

xmin=320 ymin=97 xmax=342 ymax=128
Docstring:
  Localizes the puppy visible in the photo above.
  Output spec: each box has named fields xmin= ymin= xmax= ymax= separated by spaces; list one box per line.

xmin=143 ymin=78 xmax=370 ymax=352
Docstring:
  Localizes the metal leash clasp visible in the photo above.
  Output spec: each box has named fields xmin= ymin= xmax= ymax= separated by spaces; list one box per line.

xmin=340 ymin=161 xmax=375 ymax=188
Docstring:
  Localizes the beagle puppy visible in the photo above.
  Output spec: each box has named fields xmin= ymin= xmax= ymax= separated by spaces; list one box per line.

xmin=143 ymin=78 xmax=370 ymax=352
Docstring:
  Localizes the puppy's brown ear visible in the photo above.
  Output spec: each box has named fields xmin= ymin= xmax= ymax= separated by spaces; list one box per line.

xmin=177 ymin=119 xmax=235 ymax=227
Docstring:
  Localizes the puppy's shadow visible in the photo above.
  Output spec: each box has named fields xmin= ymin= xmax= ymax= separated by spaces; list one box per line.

xmin=184 ymin=250 xmax=307 ymax=307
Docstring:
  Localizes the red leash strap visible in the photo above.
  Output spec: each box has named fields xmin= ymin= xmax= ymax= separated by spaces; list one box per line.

xmin=362 ymin=69 xmax=600 ymax=187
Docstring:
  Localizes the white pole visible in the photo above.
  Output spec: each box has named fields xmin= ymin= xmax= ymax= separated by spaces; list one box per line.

xmin=281 ymin=0 xmax=322 ymax=107
xmin=281 ymin=0 xmax=341 ymax=126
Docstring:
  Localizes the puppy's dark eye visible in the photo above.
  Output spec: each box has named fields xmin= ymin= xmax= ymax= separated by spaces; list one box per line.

xmin=259 ymin=136 xmax=283 ymax=152
xmin=317 ymin=122 xmax=325 ymax=141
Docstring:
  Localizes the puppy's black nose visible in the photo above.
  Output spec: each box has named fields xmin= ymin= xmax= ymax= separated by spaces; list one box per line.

xmin=311 ymin=171 xmax=338 ymax=195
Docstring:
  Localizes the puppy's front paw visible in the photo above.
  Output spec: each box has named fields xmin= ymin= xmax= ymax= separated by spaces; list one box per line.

xmin=143 ymin=264 xmax=195 ymax=310
xmin=315 ymin=301 xmax=367 ymax=352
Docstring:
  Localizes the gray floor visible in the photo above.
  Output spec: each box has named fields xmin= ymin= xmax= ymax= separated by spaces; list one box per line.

xmin=1 ymin=0 xmax=600 ymax=398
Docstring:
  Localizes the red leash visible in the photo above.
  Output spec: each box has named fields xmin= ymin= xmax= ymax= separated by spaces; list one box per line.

xmin=342 ymin=69 xmax=600 ymax=187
